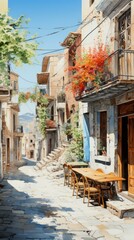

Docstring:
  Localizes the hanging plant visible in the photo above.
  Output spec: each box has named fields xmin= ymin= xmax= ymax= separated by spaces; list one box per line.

xmin=66 ymin=44 xmax=111 ymax=96
xmin=18 ymin=92 xmax=28 ymax=103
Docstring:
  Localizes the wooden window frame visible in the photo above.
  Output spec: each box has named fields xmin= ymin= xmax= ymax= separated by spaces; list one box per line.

xmin=97 ymin=111 xmax=107 ymax=156
xmin=118 ymin=9 xmax=131 ymax=50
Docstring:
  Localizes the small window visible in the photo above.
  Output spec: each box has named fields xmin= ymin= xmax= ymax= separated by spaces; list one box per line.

xmin=97 ymin=111 xmax=107 ymax=156
xmin=90 ymin=0 xmax=95 ymax=6
xmin=51 ymin=106 xmax=54 ymax=120
xmin=14 ymin=81 xmax=17 ymax=91
xmin=13 ymin=114 xmax=16 ymax=131
xmin=40 ymin=88 xmax=46 ymax=95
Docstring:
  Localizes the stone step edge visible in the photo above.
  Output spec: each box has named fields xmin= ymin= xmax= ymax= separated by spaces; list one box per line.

xmin=107 ymin=200 xmax=134 ymax=218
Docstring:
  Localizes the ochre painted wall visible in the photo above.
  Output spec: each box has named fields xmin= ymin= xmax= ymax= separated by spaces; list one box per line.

xmin=0 ymin=0 xmax=8 ymax=14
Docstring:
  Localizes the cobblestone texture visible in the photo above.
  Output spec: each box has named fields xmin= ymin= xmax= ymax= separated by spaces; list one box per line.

xmin=0 ymin=158 xmax=134 ymax=240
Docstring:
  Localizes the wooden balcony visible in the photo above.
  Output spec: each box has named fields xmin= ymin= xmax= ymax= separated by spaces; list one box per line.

xmin=0 ymin=87 xmax=10 ymax=102
xmin=37 ymin=72 xmax=49 ymax=84
xmin=46 ymin=119 xmax=57 ymax=132
xmin=77 ymin=49 xmax=134 ymax=103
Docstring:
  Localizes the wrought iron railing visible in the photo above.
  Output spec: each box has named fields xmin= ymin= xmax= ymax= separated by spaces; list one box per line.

xmin=16 ymin=125 xmax=23 ymax=133
xmin=103 ymin=49 xmax=134 ymax=82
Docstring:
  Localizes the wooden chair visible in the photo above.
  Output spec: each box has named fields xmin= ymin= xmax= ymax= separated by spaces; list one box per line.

xmin=82 ymin=176 xmax=101 ymax=206
xmin=95 ymin=169 xmax=112 ymax=200
xmin=96 ymin=168 xmax=104 ymax=173
xmin=71 ymin=171 xmax=84 ymax=198
xmin=68 ymin=165 xmax=73 ymax=187
xmin=63 ymin=163 xmax=71 ymax=186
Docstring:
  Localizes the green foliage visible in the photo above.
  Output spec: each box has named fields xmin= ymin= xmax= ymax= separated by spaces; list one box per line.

xmin=0 ymin=14 xmax=38 ymax=84
xmin=64 ymin=112 xmax=84 ymax=161
xmin=69 ymin=127 xmax=84 ymax=161
xmin=18 ymin=92 xmax=28 ymax=103
xmin=63 ymin=123 xmax=72 ymax=136
xmin=36 ymin=95 xmax=48 ymax=137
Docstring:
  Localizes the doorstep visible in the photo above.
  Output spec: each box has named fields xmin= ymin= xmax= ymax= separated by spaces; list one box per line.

xmin=106 ymin=193 xmax=134 ymax=218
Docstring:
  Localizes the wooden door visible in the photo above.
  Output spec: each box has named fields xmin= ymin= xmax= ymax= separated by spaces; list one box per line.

xmin=118 ymin=118 xmax=122 ymax=191
xmin=128 ymin=116 xmax=134 ymax=194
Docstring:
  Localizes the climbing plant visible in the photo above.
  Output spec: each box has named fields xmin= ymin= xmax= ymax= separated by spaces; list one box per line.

xmin=19 ymin=90 xmax=48 ymax=137
xmin=64 ymin=112 xmax=84 ymax=161
xmin=36 ymin=94 xmax=48 ymax=137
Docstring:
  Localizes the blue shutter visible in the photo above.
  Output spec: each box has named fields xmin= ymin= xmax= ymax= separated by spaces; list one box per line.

xmin=83 ymin=113 xmax=90 ymax=162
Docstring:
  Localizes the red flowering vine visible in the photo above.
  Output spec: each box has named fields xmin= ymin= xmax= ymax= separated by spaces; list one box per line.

xmin=66 ymin=45 xmax=110 ymax=96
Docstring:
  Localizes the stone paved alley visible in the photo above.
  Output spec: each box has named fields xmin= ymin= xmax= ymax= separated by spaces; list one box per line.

xmin=0 ymin=158 xmax=134 ymax=240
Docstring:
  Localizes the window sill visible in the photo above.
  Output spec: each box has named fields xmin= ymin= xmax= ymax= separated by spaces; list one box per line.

xmin=95 ymin=155 xmax=111 ymax=165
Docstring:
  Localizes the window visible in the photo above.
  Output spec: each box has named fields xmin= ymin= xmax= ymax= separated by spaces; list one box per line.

xmin=118 ymin=9 xmax=131 ymax=49
xmin=97 ymin=111 xmax=107 ymax=156
xmin=14 ymin=81 xmax=17 ymax=91
xmin=40 ymin=88 xmax=46 ymax=95
xmin=89 ymin=0 xmax=95 ymax=6
xmin=50 ymin=106 xmax=54 ymax=120
xmin=13 ymin=114 xmax=16 ymax=131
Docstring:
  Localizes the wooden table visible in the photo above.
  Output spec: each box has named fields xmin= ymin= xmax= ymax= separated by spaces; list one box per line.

xmin=72 ymin=168 xmax=125 ymax=182
xmin=66 ymin=161 xmax=88 ymax=168
xmin=72 ymin=168 xmax=125 ymax=207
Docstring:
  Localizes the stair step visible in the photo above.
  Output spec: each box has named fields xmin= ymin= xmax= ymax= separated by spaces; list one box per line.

xmin=62 ymin=143 xmax=69 ymax=147
xmin=36 ymin=162 xmax=44 ymax=169
xmin=58 ymin=147 xmax=64 ymax=150
xmin=34 ymin=166 xmax=39 ymax=171
xmin=43 ymin=158 xmax=49 ymax=162
xmin=54 ymin=149 xmax=61 ymax=152
xmin=46 ymin=156 xmax=53 ymax=161
xmin=48 ymin=153 xmax=55 ymax=157
xmin=51 ymin=151 xmax=57 ymax=155
xmin=107 ymin=196 xmax=134 ymax=218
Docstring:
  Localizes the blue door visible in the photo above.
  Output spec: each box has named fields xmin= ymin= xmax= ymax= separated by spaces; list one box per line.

xmin=83 ymin=113 xmax=90 ymax=162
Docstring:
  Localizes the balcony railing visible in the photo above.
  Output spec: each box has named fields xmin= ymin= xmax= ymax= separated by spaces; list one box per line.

xmin=103 ymin=49 xmax=134 ymax=82
xmin=84 ymin=49 xmax=134 ymax=91
xmin=13 ymin=125 xmax=24 ymax=137
xmin=16 ymin=125 xmax=23 ymax=133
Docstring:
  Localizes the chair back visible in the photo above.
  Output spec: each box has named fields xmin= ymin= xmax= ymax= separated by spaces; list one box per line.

xmin=63 ymin=163 xmax=69 ymax=174
xmin=96 ymin=168 xmax=104 ymax=173
xmin=71 ymin=171 xmax=79 ymax=184
xmin=108 ymin=172 xmax=116 ymax=176
xmin=82 ymin=176 xmax=90 ymax=188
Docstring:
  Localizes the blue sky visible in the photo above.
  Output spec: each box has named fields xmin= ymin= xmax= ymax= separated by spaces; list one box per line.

xmin=8 ymin=0 xmax=81 ymax=115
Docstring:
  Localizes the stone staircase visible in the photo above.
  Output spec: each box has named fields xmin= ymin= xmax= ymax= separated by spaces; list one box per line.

xmin=34 ymin=144 xmax=68 ymax=171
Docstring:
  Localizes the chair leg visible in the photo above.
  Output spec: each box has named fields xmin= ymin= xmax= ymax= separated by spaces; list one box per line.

xmin=98 ymin=193 xmax=101 ymax=205
xmin=72 ymin=184 xmax=75 ymax=196
xmin=83 ymin=190 xmax=85 ymax=203
xmin=68 ymin=176 xmax=70 ymax=187
xmin=76 ymin=186 xmax=79 ymax=198
xmin=88 ymin=191 xmax=90 ymax=207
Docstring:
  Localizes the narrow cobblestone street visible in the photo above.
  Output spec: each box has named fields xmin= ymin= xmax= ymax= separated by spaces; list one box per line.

xmin=0 ymin=158 xmax=134 ymax=240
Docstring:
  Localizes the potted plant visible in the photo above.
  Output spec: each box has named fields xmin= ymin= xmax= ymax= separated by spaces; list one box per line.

xmin=57 ymin=91 xmax=66 ymax=102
